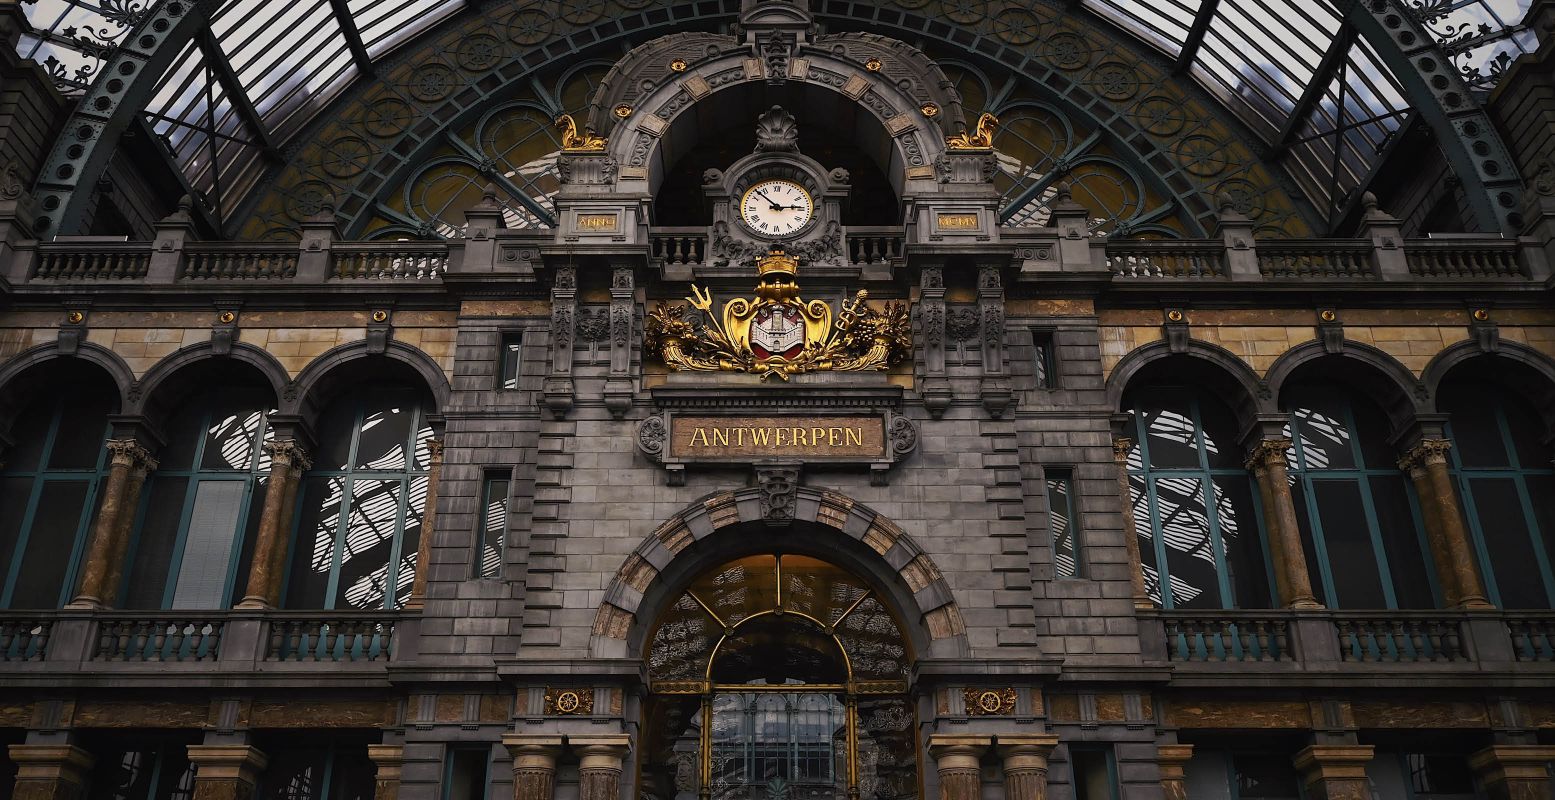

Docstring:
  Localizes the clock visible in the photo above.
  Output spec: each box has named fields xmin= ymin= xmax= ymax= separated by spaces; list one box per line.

xmin=738 ymin=179 xmax=814 ymax=238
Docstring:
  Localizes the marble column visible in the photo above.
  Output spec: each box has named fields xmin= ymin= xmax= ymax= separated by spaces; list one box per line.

xmin=502 ymin=735 xmax=562 ymax=800
xmin=367 ymin=745 xmax=404 ymax=800
xmin=1246 ymin=438 xmax=1322 ymax=609
xmin=1293 ymin=744 xmax=1374 ymax=800
xmin=1399 ymin=439 xmax=1492 ymax=608
xmin=572 ymin=735 xmax=631 ymax=800
xmin=1156 ymin=744 xmax=1193 ymax=800
xmin=403 ymin=438 xmax=444 ymax=610
xmin=1469 ymin=745 xmax=1555 ymax=800
xmin=237 ymin=440 xmax=311 ymax=608
xmin=68 ymin=439 xmax=157 ymax=608
xmin=7 ymin=745 xmax=93 ymax=800
xmin=927 ymin=735 xmax=990 ymax=800
xmin=997 ymin=734 xmax=1057 ymax=800
xmin=185 ymin=745 xmax=268 ymax=800
xmin=1112 ymin=438 xmax=1152 ymax=608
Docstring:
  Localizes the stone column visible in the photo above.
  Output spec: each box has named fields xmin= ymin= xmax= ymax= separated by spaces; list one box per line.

xmin=572 ymin=735 xmax=631 ymax=800
xmin=403 ymin=438 xmax=444 ymax=610
xmin=1293 ymin=745 xmax=1374 ymax=800
xmin=502 ymin=735 xmax=562 ymax=800
xmin=184 ymin=745 xmax=268 ymax=800
xmin=1156 ymin=744 xmax=1193 ymax=800
xmin=1112 ymin=438 xmax=1151 ymax=608
xmin=997 ymin=735 xmax=1057 ymax=800
xmin=1469 ymin=745 xmax=1555 ymax=800
xmin=927 ymin=735 xmax=990 ymax=800
xmin=237 ymin=440 xmax=312 ymax=609
xmin=68 ymin=439 xmax=157 ymax=608
xmin=1399 ymin=439 xmax=1492 ymax=609
xmin=1246 ymin=439 xmax=1322 ymax=609
xmin=7 ymin=745 xmax=94 ymax=800
xmin=367 ymin=745 xmax=404 ymax=800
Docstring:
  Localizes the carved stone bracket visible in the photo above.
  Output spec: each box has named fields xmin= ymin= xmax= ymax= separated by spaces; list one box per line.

xmin=605 ymin=265 xmax=635 ymax=419
xmin=756 ymin=462 xmax=800 ymax=526
xmin=544 ymin=265 xmax=577 ymax=419
xmin=977 ymin=263 xmax=1011 ymax=418
xmin=636 ymin=415 xmax=667 ymax=463
xmin=918 ymin=265 xmax=951 ymax=418
xmin=1316 ymin=308 xmax=1344 ymax=354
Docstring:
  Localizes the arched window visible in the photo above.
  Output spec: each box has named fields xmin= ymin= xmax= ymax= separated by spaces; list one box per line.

xmin=122 ymin=388 xmax=275 ymax=609
xmin=0 ymin=369 xmax=115 ymax=608
xmin=1440 ymin=379 xmax=1555 ymax=609
xmin=642 ymin=555 xmax=917 ymax=800
xmin=283 ymin=386 xmax=432 ymax=611
xmin=1125 ymin=389 xmax=1273 ymax=609
xmin=1282 ymin=383 xmax=1436 ymax=609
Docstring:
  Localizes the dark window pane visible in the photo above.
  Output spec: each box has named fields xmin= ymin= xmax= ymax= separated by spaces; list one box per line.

xmin=1030 ymin=330 xmax=1055 ymax=390
xmin=1312 ymin=480 xmax=1388 ymax=608
xmin=1048 ymin=473 xmax=1078 ymax=578
xmin=1405 ymin=753 xmax=1475 ymax=793
xmin=1529 ymin=475 xmax=1555 ymax=593
xmin=314 ymin=398 xmax=358 ymax=471
xmin=260 ymin=749 xmax=329 ymax=800
xmin=1289 ymin=480 xmax=1330 ymax=607
xmin=1139 ymin=398 xmax=1203 ymax=469
xmin=1348 ymin=393 xmax=1400 ymax=470
xmin=1197 ymin=395 xmax=1244 ymax=470
xmin=47 ymin=395 xmax=110 ymax=470
xmin=1370 ymin=475 xmax=1435 ymax=609
xmin=1153 ymin=477 xmax=1223 ymax=608
xmin=1216 ymin=477 xmax=1272 ymax=609
xmin=327 ymin=749 xmax=375 ymax=800
xmin=354 ymin=395 xmax=415 ymax=470
xmin=500 ymin=332 xmax=523 ymax=390
xmin=123 ymin=477 xmax=191 ymax=609
xmin=285 ymin=477 xmax=343 ymax=609
xmin=11 ymin=480 xmax=91 ymax=608
xmin=479 ymin=477 xmax=509 ymax=579
xmin=86 ymin=746 xmax=157 ymax=800
xmin=334 ymin=479 xmax=404 ymax=610
xmin=1441 ymin=383 xmax=1512 ymax=468
xmin=157 ymin=408 xmax=205 ymax=472
xmin=1130 ymin=476 xmax=1163 ymax=608
xmin=1286 ymin=383 xmax=1357 ymax=470
xmin=170 ymin=480 xmax=247 ymax=608
xmin=202 ymin=409 xmax=266 ymax=471
xmin=1071 ymin=748 xmax=1117 ymax=800
xmin=1502 ymin=391 xmax=1555 ymax=469
xmin=411 ymin=423 xmax=435 ymax=472
xmin=0 ymin=478 xmax=34 ymax=582
xmin=4 ymin=401 xmax=53 ymax=473
xmin=1233 ymin=754 xmax=1301 ymax=798
xmin=1469 ymin=477 xmax=1551 ymax=609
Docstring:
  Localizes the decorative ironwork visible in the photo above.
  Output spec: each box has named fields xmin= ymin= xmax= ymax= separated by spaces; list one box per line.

xmin=644 ymin=249 xmax=910 ymax=381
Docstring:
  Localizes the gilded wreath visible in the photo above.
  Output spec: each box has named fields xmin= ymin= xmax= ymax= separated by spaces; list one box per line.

xmin=645 ymin=248 xmax=911 ymax=381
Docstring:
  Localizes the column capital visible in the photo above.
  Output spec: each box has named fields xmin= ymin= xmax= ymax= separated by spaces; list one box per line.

xmin=7 ymin=743 xmax=95 ymax=775
xmin=570 ymin=734 xmax=631 ymax=761
xmin=263 ymin=439 xmax=313 ymax=471
xmin=1469 ymin=744 xmax=1555 ymax=784
xmin=1112 ymin=437 xmax=1133 ymax=462
xmin=995 ymin=733 xmax=1057 ymax=768
xmin=1244 ymin=437 xmax=1292 ymax=471
xmin=424 ymin=437 xmax=444 ymax=463
xmin=1398 ymin=438 xmax=1452 ymax=470
xmin=1293 ymin=744 xmax=1374 ymax=784
xmin=503 ymin=734 xmax=565 ymax=761
xmin=185 ymin=744 xmax=268 ymax=780
xmin=106 ymin=438 xmax=158 ymax=471
xmin=928 ymin=733 xmax=993 ymax=757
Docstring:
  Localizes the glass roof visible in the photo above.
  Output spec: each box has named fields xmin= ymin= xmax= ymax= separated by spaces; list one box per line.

xmin=12 ymin=0 xmax=1540 ymax=232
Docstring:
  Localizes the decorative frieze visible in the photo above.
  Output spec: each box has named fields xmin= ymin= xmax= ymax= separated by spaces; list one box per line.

xmin=963 ymin=687 xmax=1016 ymax=716
xmin=543 ymin=688 xmax=593 ymax=716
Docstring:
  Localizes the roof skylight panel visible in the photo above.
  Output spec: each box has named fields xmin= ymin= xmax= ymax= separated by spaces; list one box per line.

xmin=1084 ymin=0 xmax=1199 ymax=58
xmin=349 ymin=0 xmax=458 ymax=57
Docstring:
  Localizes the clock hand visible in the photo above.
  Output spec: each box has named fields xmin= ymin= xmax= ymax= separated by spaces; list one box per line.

xmin=754 ymin=190 xmax=784 ymax=210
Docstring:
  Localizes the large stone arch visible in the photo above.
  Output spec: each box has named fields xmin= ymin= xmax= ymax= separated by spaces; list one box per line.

xmin=1106 ymin=339 xmax=1271 ymax=434
xmin=0 ymin=341 xmax=135 ymax=422
xmin=590 ymin=486 xmax=969 ymax=662
xmin=1422 ymin=340 xmax=1555 ymax=437
xmin=283 ymin=340 xmax=452 ymax=429
xmin=128 ymin=341 xmax=290 ymax=420
xmin=1265 ymin=339 xmax=1427 ymax=439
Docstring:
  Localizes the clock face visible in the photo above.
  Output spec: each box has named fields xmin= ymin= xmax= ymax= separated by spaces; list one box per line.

xmin=739 ymin=179 xmax=814 ymax=238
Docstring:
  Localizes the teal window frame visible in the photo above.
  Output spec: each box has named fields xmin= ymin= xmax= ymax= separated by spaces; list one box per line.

xmin=442 ymin=746 xmax=492 ymax=800
xmin=282 ymin=391 xmax=431 ymax=611
xmin=120 ymin=401 xmax=274 ymax=609
xmin=1067 ymin=745 xmax=1121 ymax=800
xmin=1447 ymin=402 xmax=1555 ymax=609
xmin=1127 ymin=393 xmax=1277 ymax=609
xmin=1284 ymin=399 xmax=1439 ymax=609
xmin=0 ymin=402 xmax=110 ymax=609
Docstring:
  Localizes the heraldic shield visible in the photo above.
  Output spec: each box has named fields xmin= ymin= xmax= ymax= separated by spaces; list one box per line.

xmin=645 ymin=248 xmax=910 ymax=380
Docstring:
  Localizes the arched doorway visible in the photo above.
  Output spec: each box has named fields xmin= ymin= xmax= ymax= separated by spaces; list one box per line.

xmin=640 ymin=554 xmax=919 ymax=800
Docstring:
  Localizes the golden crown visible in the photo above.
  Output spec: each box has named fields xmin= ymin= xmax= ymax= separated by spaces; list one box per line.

xmin=756 ymin=247 xmax=799 ymax=277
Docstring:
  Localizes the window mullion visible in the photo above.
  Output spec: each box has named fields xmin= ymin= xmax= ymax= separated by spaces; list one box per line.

xmin=1190 ymin=397 xmax=1235 ymax=608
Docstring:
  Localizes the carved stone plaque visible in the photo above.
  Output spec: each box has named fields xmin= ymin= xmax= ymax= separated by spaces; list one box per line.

xmin=670 ymin=416 xmax=885 ymax=460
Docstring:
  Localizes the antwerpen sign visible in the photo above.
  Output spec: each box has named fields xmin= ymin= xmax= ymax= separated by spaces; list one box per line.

xmin=670 ymin=416 xmax=886 ymax=460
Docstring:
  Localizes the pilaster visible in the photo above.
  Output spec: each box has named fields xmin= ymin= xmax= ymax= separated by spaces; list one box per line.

xmin=1112 ymin=437 xmax=1150 ymax=608
xmin=403 ymin=438 xmax=444 ymax=610
xmin=928 ymin=734 xmax=990 ymax=800
xmin=976 ymin=263 xmax=1010 ymax=418
xmin=185 ymin=745 xmax=267 ymax=800
xmin=1469 ymin=745 xmax=1555 ymax=800
xmin=997 ymin=735 xmax=1057 ymax=800
xmin=543 ymin=265 xmax=577 ymax=419
xmin=918 ymin=264 xmax=951 ymax=418
xmin=367 ymin=744 xmax=405 ymax=800
xmin=604 ymin=265 xmax=635 ymax=419
xmin=1293 ymin=744 xmax=1374 ymax=800
xmin=7 ymin=745 xmax=93 ymax=800
xmin=1155 ymin=744 xmax=1193 ymax=800
xmin=572 ymin=735 xmax=631 ymax=800
xmin=502 ymin=735 xmax=563 ymax=800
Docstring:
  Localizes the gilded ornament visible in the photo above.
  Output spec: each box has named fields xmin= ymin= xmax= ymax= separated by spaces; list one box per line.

xmin=919 ymin=102 xmax=939 ymax=117
xmin=964 ymin=687 xmax=1017 ymax=716
xmin=1319 ymin=309 xmax=1337 ymax=323
xmin=554 ymin=114 xmax=608 ymax=152
xmin=864 ymin=57 xmax=883 ymax=71
xmin=945 ymin=112 xmax=998 ymax=151
xmin=218 ymin=311 xmax=236 ymax=324
xmin=613 ymin=104 xmax=634 ymax=118
xmin=544 ymin=688 xmax=594 ymax=715
xmin=371 ymin=310 xmax=389 ymax=323
xmin=1165 ymin=310 xmax=1184 ymax=323
xmin=669 ymin=58 xmax=688 ymax=72
xmin=1472 ymin=308 xmax=1490 ymax=321
xmin=66 ymin=311 xmax=85 ymax=324
xmin=644 ymin=248 xmax=911 ymax=381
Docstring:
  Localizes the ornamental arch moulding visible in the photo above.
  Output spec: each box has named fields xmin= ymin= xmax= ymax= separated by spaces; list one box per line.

xmin=582 ymin=26 xmax=966 ymax=199
xmin=590 ymin=486 xmax=969 ymax=663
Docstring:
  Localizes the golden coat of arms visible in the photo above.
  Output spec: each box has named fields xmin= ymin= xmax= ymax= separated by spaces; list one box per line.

xmin=645 ymin=249 xmax=911 ymax=380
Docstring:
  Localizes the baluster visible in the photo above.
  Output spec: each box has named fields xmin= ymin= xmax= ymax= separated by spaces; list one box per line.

xmin=289 ymin=622 xmax=307 ymax=661
xmin=1216 ymin=619 xmax=1235 ymax=661
xmin=145 ymin=622 xmax=166 ymax=661
xmin=114 ymin=622 xmax=133 ymax=661
xmin=1442 ymin=622 xmax=1464 ymax=661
